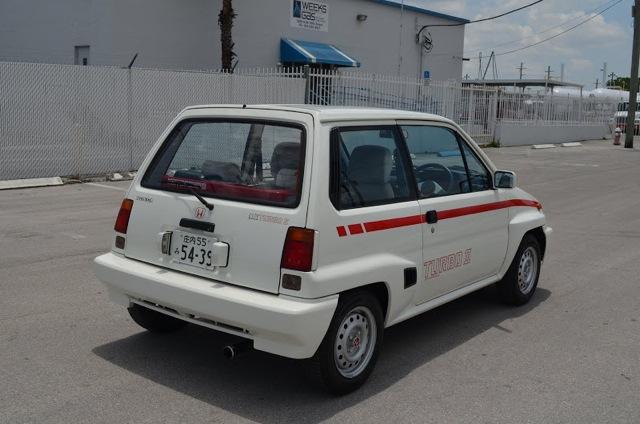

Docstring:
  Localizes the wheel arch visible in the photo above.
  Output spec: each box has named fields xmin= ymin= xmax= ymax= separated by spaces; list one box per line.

xmin=342 ymin=282 xmax=390 ymax=323
xmin=500 ymin=209 xmax=547 ymax=278
xmin=526 ymin=226 xmax=547 ymax=260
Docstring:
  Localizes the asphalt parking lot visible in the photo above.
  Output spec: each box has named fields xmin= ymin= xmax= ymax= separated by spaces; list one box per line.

xmin=1 ymin=140 xmax=639 ymax=423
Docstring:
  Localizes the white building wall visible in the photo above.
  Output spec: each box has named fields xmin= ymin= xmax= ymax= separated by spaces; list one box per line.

xmin=497 ymin=121 xmax=611 ymax=146
xmin=0 ymin=0 xmax=465 ymax=80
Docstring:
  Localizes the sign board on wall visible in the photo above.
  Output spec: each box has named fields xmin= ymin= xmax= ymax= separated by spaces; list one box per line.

xmin=291 ymin=0 xmax=329 ymax=32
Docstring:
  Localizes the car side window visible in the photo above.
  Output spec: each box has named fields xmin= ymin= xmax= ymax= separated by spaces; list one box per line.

xmin=459 ymin=142 xmax=492 ymax=191
xmin=401 ymin=125 xmax=471 ymax=198
xmin=330 ymin=126 xmax=414 ymax=209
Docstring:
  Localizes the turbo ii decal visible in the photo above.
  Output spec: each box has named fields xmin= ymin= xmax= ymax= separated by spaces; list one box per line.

xmin=424 ymin=249 xmax=472 ymax=280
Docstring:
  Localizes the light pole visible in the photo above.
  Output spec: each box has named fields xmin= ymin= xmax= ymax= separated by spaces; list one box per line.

xmin=625 ymin=0 xmax=640 ymax=148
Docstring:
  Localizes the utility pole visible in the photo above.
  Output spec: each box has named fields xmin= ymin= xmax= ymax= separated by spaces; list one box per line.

xmin=517 ymin=62 xmax=526 ymax=79
xmin=601 ymin=62 xmax=607 ymax=87
xmin=608 ymin=72 xmax=617 ymax=87
xmin=560 ymin=63 xmax=565 ymax=82
xmin=595 ymin=78 xmax=599 ymax=89
xmin=545 ymin=66 xmax=553 ymax=80
xmin=625 ymin=0 xmax=640 ymax=149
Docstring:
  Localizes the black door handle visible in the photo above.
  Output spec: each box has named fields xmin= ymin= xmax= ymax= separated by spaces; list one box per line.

xmin=425 ymin=210 xmax=438 ymax=224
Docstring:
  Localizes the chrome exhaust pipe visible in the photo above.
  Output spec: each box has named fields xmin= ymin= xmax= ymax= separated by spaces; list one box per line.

xmin=222 ymin=340 xmax=252 ymax=359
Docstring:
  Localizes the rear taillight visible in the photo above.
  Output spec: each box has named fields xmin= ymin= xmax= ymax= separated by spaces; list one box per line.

xmin=114 ymin=198 xmax=134 ymax=234
xmin=281 ymin=227 xmax=315 ymax=272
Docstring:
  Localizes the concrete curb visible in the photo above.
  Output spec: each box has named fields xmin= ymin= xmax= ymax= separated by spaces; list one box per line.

xmin=0 ymin=177 xmax=64 ymax=190
xmin=532 ymin=144 xmax=556 ymax=149
xmin=561 ymin=142 xmax=583 ymax=147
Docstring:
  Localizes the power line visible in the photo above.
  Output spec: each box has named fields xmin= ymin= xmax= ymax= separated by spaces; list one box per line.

xmin=468 ymin=0 xmax=620 ymax=54
xmin=494 ymin=0 xmax=623 ymax=57
xmin=416 ymin=0 xmax=544 ymax=41
xmin=466 ymin=0 xmax=623 ymax=60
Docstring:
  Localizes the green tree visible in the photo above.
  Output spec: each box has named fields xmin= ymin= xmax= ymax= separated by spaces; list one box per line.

xmin=607 ymin=76 xmax=640 ymax=91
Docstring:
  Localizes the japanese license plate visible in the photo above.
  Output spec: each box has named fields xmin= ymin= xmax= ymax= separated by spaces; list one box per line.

xmin=171 ymin=230 xmax=215 ymax=269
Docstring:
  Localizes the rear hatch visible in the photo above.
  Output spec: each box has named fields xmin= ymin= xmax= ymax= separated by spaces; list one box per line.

xmin=123 ymin=108 xmax=313 ymax=294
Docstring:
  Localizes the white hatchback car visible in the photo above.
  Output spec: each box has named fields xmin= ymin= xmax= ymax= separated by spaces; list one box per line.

xmin=94 ymin=105 xmax=551 ymax=394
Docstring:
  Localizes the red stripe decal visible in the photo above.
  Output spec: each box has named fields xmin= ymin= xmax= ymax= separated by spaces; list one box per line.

xmin=438 ymin=200 xmax=511 ymax=220
xmin=348 ymin=223 xmax=364 ymax=235
xmin=339 ymin=198 xmax=541 ymax=237
xmin=363 ymin=214 xmax=424 ymax=233
xmin=436 ymin=199 xmax=542 ymax=221
xmin=508 ymin=199 xmax=542 ymax=210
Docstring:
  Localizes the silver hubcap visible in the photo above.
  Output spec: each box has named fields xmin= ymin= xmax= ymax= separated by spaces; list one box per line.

xmin=518 ymin=246 xmax=538 ymax=295
xmin=334 ymin=306 xmax=377 ymax=378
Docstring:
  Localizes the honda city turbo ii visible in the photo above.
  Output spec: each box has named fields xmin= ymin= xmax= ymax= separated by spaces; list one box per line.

xmin=94 ymin=105 xmax=551 ymax=394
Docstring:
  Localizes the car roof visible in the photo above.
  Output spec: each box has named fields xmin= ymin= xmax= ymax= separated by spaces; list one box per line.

xmin=183 ymin=104 xmax=454 ymax=124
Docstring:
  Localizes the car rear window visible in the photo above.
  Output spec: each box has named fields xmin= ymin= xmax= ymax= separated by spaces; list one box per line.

xmin=141 ymin=119 xmax=306 ymax=207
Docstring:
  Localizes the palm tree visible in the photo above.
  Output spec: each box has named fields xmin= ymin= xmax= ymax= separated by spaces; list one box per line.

xmin=218 ymin=0 xmax=237 ymax=72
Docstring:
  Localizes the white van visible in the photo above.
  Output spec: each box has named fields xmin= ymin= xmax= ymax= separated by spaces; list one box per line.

xmin=94 ymin=105 xmax=551 ymax=394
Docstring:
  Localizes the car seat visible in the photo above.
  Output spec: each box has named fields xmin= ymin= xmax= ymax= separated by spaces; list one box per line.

xmin=270 ymin=142 xmax=300 ymax=189
xmin=346 ymin=145 xmax=394 ymax=204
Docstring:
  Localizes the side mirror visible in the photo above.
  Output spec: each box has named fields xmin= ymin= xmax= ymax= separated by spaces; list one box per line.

xmin=494 ymin=170 xmax=516 ymax=189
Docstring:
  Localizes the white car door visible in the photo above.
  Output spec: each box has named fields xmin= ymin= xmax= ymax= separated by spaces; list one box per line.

xmin=398 ymin=122 xmax=509 ymax=304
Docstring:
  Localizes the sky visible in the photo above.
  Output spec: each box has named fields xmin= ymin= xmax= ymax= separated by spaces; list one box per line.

xmin=424 ymin=0 xmax=634 ymax=87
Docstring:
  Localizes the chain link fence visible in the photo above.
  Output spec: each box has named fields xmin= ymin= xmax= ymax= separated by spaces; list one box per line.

xmin=304 ymin=69 xmax=618 ymax=144
xmin=0 ymin=61 xmax=619 ymax=180
xmin=0 ymin=62 xmax=304 ymax=180
xmin=305 ymin=69 xmax=500 ymax=143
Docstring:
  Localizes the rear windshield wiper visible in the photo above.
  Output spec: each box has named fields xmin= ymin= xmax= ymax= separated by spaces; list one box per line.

xmin=169 ymin=180 xmax=214 ymax=211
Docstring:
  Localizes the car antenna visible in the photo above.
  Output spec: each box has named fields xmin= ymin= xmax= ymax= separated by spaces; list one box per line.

xmin=242 ymin=104 xmax=247 ymax=108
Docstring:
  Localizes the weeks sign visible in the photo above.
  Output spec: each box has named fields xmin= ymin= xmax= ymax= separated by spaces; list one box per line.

xmin=291 ymin=0 xmax=329 ymax=32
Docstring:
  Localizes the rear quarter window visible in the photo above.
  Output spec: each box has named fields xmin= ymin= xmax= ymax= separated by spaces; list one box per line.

xmin=142 ymin=119 xmax=306 ymax=208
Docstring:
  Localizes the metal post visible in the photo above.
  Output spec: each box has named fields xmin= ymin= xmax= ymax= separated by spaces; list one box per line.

xmin=579 ymin=87 xmax=583 ymax=122
xmin=625 ymin=0 xmax=640 ymax=148
xmin=127 ymin=67 xmax=133 ymax=170
xmin=303 ymin=65 xmax=310 ymax=104
xmin=490 ymin=88 xmax=499 ymax=142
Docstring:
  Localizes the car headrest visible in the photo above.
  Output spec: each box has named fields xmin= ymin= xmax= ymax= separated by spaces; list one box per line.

xmin=270 ymin=142 xmax=300 ymax=177
xmin=348 ymin=145 xmax=392 ymax=184
xmin=202 ymin=161 xmax=241 ymax=182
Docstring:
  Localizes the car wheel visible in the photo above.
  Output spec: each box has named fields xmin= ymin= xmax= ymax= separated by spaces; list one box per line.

xmin=307 ymin=290 xmax=384 ymax=395
xmin=127 ymin=304 xmax=187 ymax=333
xmin=497 ymin=234 xmax=541 ymax=306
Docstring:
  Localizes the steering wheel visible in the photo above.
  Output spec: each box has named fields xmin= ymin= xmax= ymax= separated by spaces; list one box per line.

xmin=415 ymin=163 xmax=453 ymax=194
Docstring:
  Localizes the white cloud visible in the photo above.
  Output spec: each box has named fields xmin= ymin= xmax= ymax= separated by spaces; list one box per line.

xmin=446 ymin=0 xmax=633 ymax=84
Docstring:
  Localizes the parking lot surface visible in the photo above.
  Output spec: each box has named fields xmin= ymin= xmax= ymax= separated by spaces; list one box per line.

xmin=1 ymin=141 xmax=639 ymax=423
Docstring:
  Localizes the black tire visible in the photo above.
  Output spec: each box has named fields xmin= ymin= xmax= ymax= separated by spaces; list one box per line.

xmin=127 ymin=304 xmax=187 ymax=333
xmin=306 ymin=290 xmax=384 ymax=395
xmin=497 ymin=234 xmax=542 ymax=306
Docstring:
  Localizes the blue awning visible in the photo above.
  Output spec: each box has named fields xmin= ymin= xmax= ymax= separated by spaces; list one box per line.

xmin=280 ymin=38 xmax=360 ymax=67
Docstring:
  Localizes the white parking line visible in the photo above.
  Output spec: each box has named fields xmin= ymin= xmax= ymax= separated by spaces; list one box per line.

xmin=84 ymin=182 xmax=127 ymax=191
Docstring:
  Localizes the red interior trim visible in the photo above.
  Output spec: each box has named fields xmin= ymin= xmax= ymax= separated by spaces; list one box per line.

xmin=162 ymin=176 xmax=293 ymax=203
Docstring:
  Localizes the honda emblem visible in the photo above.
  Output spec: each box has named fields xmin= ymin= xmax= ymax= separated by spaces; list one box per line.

xmin=194 ymin=207 xmax=206 ymax=219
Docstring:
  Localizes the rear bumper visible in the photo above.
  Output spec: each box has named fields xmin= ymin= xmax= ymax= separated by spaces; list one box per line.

xmin=93 ymin=252 xmax=338 ymax=359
